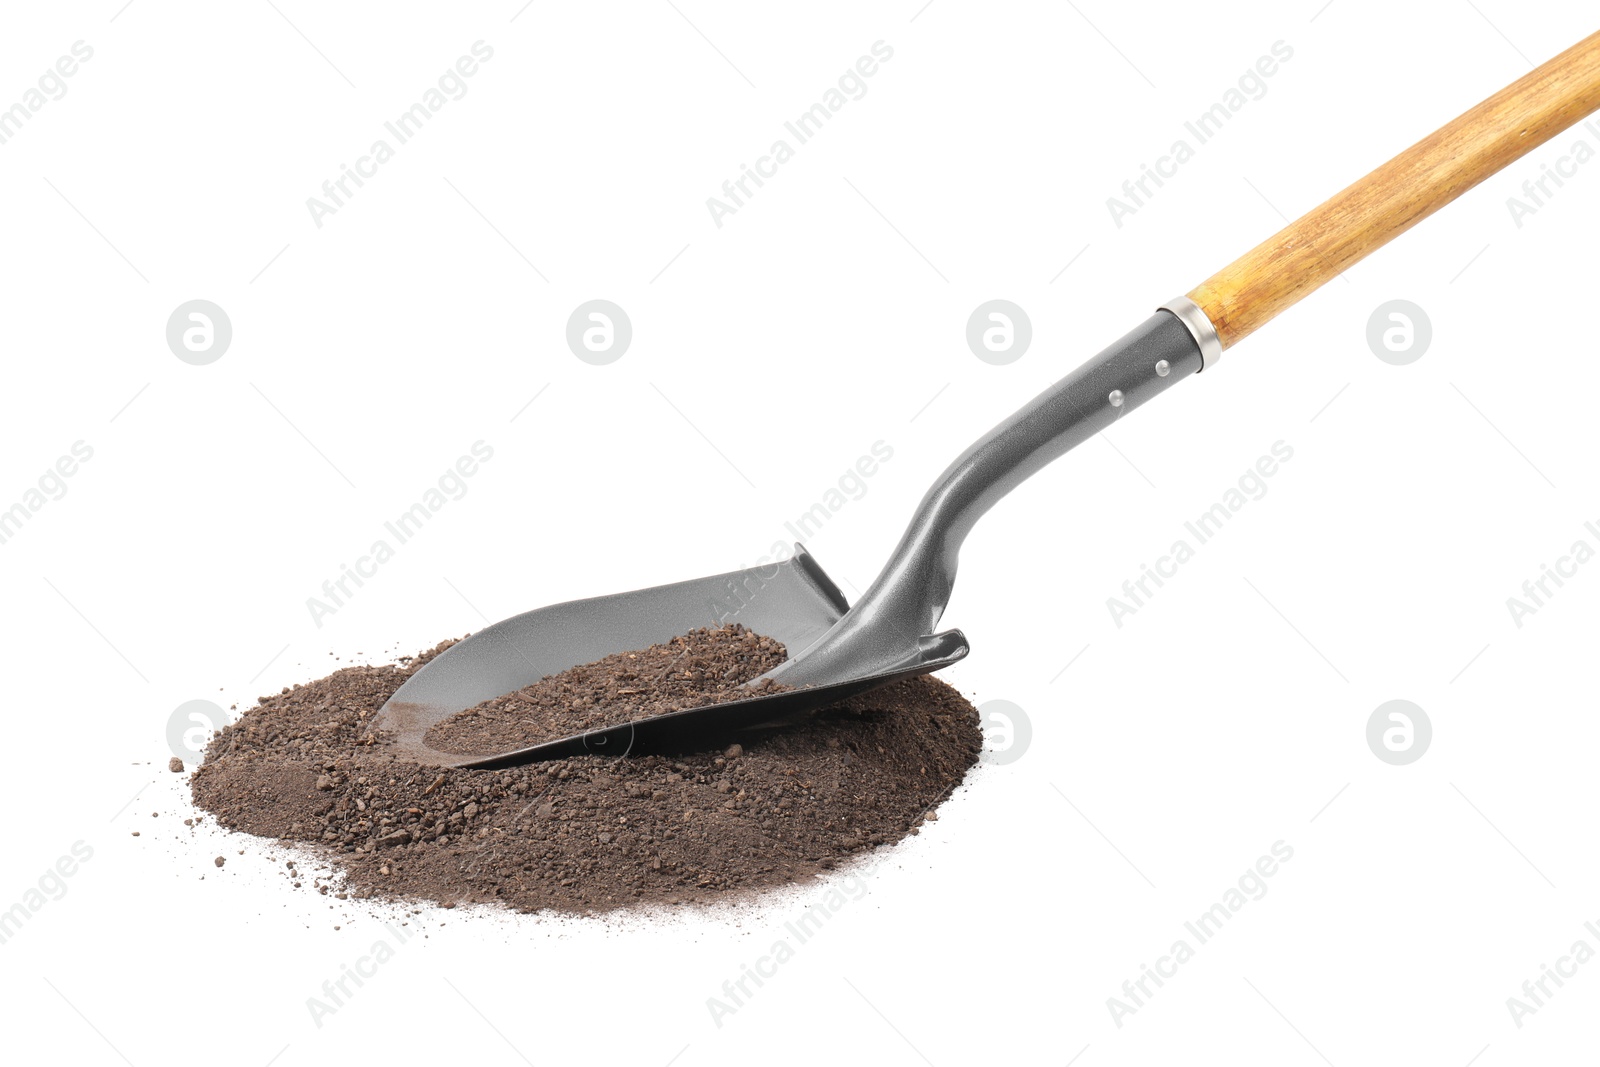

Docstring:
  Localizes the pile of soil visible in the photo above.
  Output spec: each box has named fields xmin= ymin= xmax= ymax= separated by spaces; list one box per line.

xmin=191 ymin=628 xmax=983 ymax=914
xmin=425 ymin=624 xmax=787 ymax=756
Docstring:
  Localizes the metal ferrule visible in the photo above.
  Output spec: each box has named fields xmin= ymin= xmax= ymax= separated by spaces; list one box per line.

xmin=1159 ymin=295 xmax=1223 ymax=371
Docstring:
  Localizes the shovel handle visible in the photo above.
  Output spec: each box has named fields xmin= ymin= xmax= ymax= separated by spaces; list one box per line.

xmin=1188 ymin=28 xmax=1600 ymax=349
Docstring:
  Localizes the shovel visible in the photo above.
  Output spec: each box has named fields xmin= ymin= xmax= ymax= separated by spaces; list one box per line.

xmin=377 ymin=29 xmax=1600 ymax=768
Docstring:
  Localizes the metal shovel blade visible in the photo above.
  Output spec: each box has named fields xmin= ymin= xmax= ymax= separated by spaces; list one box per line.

xmin=377 ymin=309 xmax=1205 ymax=768
xmin=373 ymin=545 xmax=969 ymax=768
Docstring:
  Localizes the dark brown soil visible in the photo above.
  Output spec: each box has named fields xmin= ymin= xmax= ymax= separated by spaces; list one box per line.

xmin=425 ymin=625 xmax=788 ymax=756
xmin=191 ymin=629 xmax=982 ymax=915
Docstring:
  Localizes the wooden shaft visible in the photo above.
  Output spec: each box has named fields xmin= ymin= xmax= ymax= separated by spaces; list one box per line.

xmin=1189 ymin=29 xmax=1600 ymax=349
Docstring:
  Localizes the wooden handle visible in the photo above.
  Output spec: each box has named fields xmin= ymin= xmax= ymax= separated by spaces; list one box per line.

xmin=1189 ymin=29 xmax=1600 ymax=349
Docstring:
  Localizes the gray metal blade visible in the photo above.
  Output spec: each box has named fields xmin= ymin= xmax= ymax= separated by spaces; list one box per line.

xmin=374 ymin=545 xmax=885 ymax=764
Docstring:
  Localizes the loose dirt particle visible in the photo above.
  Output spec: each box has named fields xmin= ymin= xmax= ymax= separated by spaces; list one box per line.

xmin=424 ymin=625 xmax=786 ymax=755
xmin=192 ymin=628 xmax=981 ymax=914
xmin=169 ymin=757 xmax=185 ymax=773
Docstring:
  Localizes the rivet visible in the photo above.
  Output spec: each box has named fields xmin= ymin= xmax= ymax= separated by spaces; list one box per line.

xmin=1108 ymin=390 xmax=1125 ymax=408
xmin=1155 ymin=359 xmax=1171 ymax=377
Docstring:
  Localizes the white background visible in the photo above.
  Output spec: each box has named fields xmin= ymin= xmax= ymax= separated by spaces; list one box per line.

xmin=1 ymin=1 xmax=1597 ymax=1064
